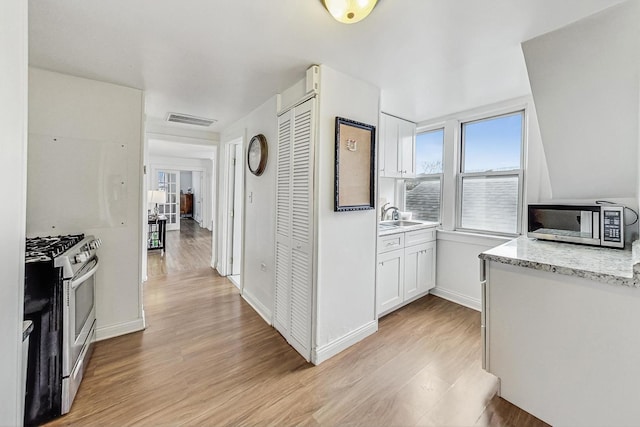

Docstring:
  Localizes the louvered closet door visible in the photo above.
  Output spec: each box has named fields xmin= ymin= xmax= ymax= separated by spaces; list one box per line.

xmin=274 ymin=109 xmax=292 ymax=337
xmin=274 ymin=98 xmax=315 ymax=361
xmin=288 ymin=99 xmax=315 ymax=360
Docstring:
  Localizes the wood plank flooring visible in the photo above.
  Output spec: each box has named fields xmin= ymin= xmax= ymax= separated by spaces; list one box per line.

xmin=147 ymin=219 xmax=212 ymax=278
xmin=47 ymin=220 xmax=547 ymax=426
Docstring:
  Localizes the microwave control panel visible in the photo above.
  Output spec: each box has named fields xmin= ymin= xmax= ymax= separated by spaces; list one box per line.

xmin=603 ymin=210 xmax=622 ymax=242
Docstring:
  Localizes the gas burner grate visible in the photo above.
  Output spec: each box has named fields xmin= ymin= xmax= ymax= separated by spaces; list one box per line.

xmin=25 ymin=234 xmax=85 ymax=262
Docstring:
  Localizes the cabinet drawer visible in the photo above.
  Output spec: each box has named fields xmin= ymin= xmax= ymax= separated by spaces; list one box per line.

xmin=378 ymin=233 xmax=405 ymax=253
xmin=405 ymin=228 xmax=436 ymax=246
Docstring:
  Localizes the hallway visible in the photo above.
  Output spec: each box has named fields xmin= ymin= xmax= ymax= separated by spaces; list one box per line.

xmin=45 ymin=220 xmax=546 ymax=426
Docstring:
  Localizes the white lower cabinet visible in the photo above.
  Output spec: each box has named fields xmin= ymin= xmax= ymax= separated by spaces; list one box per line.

xmin=377 ymin=249 xmax=404 ymax=314
xmin=404 ymin=241 xmax=436 ymax=300
xmin=377 ymin=228 xmax=436 ymax=316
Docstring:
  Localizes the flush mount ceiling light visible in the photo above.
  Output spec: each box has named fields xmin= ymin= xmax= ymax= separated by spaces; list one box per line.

xmin=323 ymin=0 xmax=378 ymax=24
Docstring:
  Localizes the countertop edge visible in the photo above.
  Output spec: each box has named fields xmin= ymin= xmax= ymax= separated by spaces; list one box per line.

xmin=479 ymin=239 xmax=640 ymax=288
xmin=378 ymin=222 xmax=439 ymax=237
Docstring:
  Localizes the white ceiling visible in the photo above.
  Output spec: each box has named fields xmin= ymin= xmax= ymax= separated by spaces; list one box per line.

xmin=29 ymin=0 xmax=626 ymax=131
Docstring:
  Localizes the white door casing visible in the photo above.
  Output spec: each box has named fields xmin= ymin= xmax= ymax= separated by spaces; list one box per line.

xmin=231 ymin=143 xmax=243 ymax=276
xmin=192 ymin=171 xmax=203 ymax=224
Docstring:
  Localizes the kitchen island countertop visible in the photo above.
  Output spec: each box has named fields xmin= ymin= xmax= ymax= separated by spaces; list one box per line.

xmin=479 ymin=236 xmax=640 ymax=288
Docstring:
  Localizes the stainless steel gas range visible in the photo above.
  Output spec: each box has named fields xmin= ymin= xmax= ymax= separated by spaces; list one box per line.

xmin=24 ymin=234 xmax=102 ymax=425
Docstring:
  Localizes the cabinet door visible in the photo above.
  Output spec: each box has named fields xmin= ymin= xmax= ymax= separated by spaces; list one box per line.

xmin=378 ymin=114 xmax=386 ymax=176
xmin=398 ymin=119 xmax=416 ymax=177
xmin=419 ymin=241 xmax=436 ymax=293
xmin=382 ymin=114 xmax=401 ymax=178
xmin=377 ymin=249 xmax=404 ymax=315
xmin=404 ymin=241 xmax=436 ymax=300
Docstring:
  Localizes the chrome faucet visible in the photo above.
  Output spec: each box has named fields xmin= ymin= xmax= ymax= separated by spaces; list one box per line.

xmin=381 ymin=202 xmax=399 ymax=221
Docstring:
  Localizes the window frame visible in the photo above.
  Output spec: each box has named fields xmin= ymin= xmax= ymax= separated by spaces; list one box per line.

xmin=455 ymin=110 xmax=526 ymax=237
xmin=402 ymin=126 xmax=445 ymax=223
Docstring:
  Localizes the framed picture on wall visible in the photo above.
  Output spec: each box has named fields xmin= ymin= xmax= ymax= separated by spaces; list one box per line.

xmin=334 ymin=116 xmax=376 ymax=212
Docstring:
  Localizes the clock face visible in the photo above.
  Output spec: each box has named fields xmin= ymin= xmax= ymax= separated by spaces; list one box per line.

xmin=247 ymin=134 xmax=267 ymax=176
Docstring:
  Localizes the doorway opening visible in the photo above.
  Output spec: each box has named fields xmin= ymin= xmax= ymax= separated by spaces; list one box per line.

xmin=179 ymin=171 xmax=205 ymax=225
xmin=220 ymin=138 xmax=243 ymax=289
xmin=142 ymin=134 xmax=218 ymax=282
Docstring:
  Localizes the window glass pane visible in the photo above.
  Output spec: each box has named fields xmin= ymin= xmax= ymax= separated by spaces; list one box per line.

xmin=415 ymin=129 xmax=444 ymax=175
xmin=461 ymin=175 xmax=518 ymax=234
xmin=405 ymin=177 xmax=441 ymax=222
xmin=462 ymin=112 xmax=523 ymax=173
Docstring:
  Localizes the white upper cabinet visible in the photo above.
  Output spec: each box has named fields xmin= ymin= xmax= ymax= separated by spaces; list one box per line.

xmin=379 ymin=113 xmax=416 ymax=178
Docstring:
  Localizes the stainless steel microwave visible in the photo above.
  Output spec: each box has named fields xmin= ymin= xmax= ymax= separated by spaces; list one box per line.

xmin=527 ymin=204 xmax=624 ymax=248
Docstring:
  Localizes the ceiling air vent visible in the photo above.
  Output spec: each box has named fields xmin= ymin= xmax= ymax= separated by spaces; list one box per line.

xmin=166 ymin=113 xmax=216 ymax=127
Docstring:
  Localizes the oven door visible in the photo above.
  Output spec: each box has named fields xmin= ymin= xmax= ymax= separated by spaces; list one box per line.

xmin=63 ymin=256 xmax=98 ymax=378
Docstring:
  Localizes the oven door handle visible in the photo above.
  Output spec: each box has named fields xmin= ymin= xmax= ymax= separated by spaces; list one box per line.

xmin=71 ymin=257 xmax=99 ymax=290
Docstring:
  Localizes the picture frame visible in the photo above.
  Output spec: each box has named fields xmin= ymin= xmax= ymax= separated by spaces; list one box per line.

xmin=334 ymin=116 xmax=376 ymax=212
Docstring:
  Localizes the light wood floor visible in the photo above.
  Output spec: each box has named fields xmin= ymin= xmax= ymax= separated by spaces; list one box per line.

xmin=147 ymin=218 xmax=213 ymax=278
xmin=47 ymin=219 xmax=547 ymax=426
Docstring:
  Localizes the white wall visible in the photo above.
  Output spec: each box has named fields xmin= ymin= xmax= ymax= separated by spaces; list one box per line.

xmin=28 ymin=68 xmax=145 ymax=341
xmin=523 ymin=0 xmax=640 ymax=201
xmin=219 ymin=96 xmax=278 ymax=322
xmin=0 ymin=0 xmax=27 ymax=423
xmin=314 ymin=65 xmax=380 ymax=360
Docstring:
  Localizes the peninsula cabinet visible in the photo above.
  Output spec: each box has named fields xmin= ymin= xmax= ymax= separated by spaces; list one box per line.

xmin=480 ymin=237 xmax=640 ymax=426
xmin=377 ymin=227 xmax=436 ymax=316
xmin=379 ymin=113 xmax=416 ymax=178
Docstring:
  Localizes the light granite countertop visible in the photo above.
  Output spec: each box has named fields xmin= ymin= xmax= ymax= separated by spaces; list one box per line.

xmin=479 ymin=236 xmax=640 ymax=288
xmin=378 ymin=220 xmax=439 ymax=236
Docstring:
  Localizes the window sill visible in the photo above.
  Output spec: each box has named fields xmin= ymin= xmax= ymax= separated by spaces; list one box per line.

xmin=436 ymin=229 xmax=514 ymax=247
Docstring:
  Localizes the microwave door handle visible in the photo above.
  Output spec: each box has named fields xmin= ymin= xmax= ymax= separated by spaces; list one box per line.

xmin=593 ymin=212 xmax=600 ymax=240
xmin=71 ymin=259 xmax=99 ymax=290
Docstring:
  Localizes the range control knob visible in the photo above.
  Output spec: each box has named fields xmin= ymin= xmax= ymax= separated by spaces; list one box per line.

xmin=75 ymin=252 xmax=89 ymax=263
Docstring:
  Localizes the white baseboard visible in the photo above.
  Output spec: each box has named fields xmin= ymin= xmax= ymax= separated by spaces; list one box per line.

xmin=312 ymin=320 xmax=378 ymax=365
xmin=430 ymin=287 xmax=481 ymax=311
xmin=242 ymin=289 xmax=272 ymax=326
xmin=228 ymin=275 xmax=241 ymax=289
xmin=96 ymin=317 xmax=145 ymax=341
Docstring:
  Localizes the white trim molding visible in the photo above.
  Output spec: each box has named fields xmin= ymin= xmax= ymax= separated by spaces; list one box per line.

xmin=242 ymin=289 xmax=272 ymax=326
xmin=96 ymin=318 xmax=146 ymax=341
xmin=312 ymin=320 xmax=378 ymax=365
xmin=430 ymin=287 xmax=481 ymax=312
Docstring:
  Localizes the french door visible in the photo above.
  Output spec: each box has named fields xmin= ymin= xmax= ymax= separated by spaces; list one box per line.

xmin=155 ymin=169 xmax=180 ymax=231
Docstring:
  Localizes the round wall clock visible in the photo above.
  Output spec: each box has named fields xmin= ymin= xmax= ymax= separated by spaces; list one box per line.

xmin=247 ymin=134 xmax=268 ymax=176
